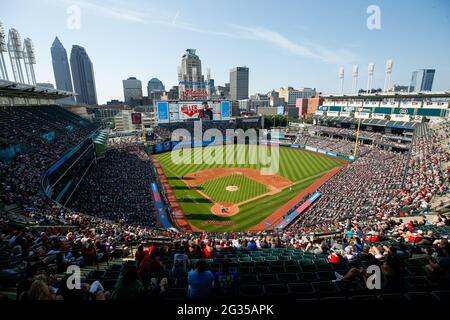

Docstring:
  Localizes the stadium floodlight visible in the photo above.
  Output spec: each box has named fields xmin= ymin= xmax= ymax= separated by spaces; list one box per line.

xmin=383 ymin=59 xmax=393 ymax=92
xmin=351 ymin=65 xmax=358 ymax=94
xmin=338 ymin=66 xmax=344 ymax=94
xmin=0 ymin=21 xmax=9 ymax=80
xmin=367 ymin=63 xmax=375 ymax=93
xmin=8 ymin=28 xmax=25 ymax=83
xmin=23 ymin=38 xmax=36 ymax=85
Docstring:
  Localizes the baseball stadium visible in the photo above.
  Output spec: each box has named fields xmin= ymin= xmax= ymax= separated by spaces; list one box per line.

xmin=153 ymin=144 xmax=344 ymax=232
xmin=1 ymin=9 xmax=450 ymax=307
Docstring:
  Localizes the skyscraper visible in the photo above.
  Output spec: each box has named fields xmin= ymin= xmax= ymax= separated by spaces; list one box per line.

xmin=230 ymin=67 xmax=249 ymax=101
xmin=147 ymin=78 xmax=165 ymax=96
xmin=122 ymin=77 xmax=142 ymax=103
xmin=70 ymin=45 xmax=97 ymax=105
xmin=178 ymin=49 xmax=206 ymax=99
xmin=409 ymin=69 xmax=435 ymax=92
xmin=50 ymin=37 xmax=73 ymax=93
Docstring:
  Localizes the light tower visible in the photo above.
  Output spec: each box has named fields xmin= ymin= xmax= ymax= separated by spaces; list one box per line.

xmin=23 ymin=37 xmax=36 ymax=85
xmin=383 ymin=59 xmax=393 ymax=92
xmin=366 ymin=62 xmax=375 ymax=93
xmin=0 ymin=21 xmax=9 ymax=80
xmin=7 ymin=28 xmax=25 ymax=83
xmin=351 ymin=65 xmax=358 ymax=94
xmin=338 ymin=66 xmax=344 ymax=94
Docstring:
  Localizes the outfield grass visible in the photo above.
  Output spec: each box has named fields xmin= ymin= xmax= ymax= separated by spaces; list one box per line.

xmin=200 ymin=174 xmax=269 ymax=203
xmin=155 ymin=145 xmax=343 ymax=231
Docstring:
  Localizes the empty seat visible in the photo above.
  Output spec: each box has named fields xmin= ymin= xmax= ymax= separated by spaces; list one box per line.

xmin=288 ymin=283 xmax=315 ymax=298
xmin=253 ymin=266 xmax=269 ymax=273
xmin=264 ymin=284 xmax=289 ymax=296
xmin=299 ymin=272 xmax=319 ymax=282
xmin=404 ymin=292 xmax=438 ymax=302
xmin=431 ymin=290 xmax=450 ymax=302
xmin=335 ymin=280 xmax=364 ymax=293
xmin=238 ymin=266 xmax=253 ymax=274
xmin=377 ymin=293 xmax=407 ymax=301
xmin=404 ymin=276 xmax=432 ymax=290
xmin=240 ymin=285 xmax=265 ymax=298
xmin=278 ymin=273 xmax=299 ymax=283
xmin=312 ymin=281 xmax=339 ymax=295
xmin=285 ymin=265 xmax=302 ymax=273
xmin=240 ymin=274 xmax=257 ymax=284
xmin=257 ymin=273 xmax=278 ymax=284
xmin=269 ymin=265 xmax=285 ymax=273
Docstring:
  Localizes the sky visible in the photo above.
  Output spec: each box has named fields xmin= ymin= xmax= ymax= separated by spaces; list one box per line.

xmin=1 ymin=0 xmax=450 ymax=104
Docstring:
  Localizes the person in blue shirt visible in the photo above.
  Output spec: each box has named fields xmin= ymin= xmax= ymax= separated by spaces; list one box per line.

xmin=214 ymin=260 xmax=239 ymax=297
xmin=247 ymin=239 xmax=257 ymax=251
xmin=187 ymin=259 xmax=214 ymax=300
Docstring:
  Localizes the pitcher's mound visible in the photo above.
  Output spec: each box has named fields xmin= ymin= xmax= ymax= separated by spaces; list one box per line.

xmin=211 ymin=203 xmax=239 ymax=217
xmin=225 ymin=185 xmax=239 ymax=192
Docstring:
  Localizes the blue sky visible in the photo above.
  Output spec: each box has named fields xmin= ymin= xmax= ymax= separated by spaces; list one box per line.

xmin=1 ymin=0 xmax=449 ymax=104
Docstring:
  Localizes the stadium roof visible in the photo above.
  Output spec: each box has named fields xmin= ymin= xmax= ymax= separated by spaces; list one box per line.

xmin=322 ymin=91 xmax=450 ymax=100
xmin=0 ymin=79 xmax=74 ymax=99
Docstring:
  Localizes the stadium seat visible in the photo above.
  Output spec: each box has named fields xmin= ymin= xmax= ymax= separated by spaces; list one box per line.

xmin=299 ymin=272 xmax=319 ymax=282
xmin=240 ymin=285 xmax=265 ymax=298
xmin=253 ymin=266 xmax=270 ymax=273
xmin=288 ymin=283 xmax=316 ymax=298
xmin=311 ymin=281 xmax=340 ymax=295
xmin=377 ymin=293 xmax=407 ymax=301
xmin=404 ymin=292 xmax=438 ymax=302
xmin=404 ymin=276 xmax=433 ymax=290
xmin=240 ymin=274 xmax=257 ymax=284
xmin=321 ymin=296 xmax=347 ymax=302
xmin=269 ymin=265 xmax=285 ymax=273
xmin=431 ymin=290 xmax=450 ymax=302
xmin=277 ymin=273 xmax=299 ymax=283
xmin=257 ymin=273 xmax=278 ymax=284
xmin=264 ymin=284 xmax=289 ymax=296
xmin=334 ymin=280 xmax=364 ymax=294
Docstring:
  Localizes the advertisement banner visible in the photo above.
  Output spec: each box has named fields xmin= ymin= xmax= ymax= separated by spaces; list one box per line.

xmin=372 ymin=113 xmax=386 ymax=120
xmin=156 ymin=102 xmax=169 ymax=123
xmin=221 ymin=100 xmax=231 ymax=120
xmin=381 ymin=101 xmax=399 ymax=108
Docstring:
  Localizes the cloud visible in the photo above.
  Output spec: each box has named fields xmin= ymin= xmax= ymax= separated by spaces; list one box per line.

xmin=231 ymin=25 xmax=357 ymax=65
xmin=56 ymin=0 xmax=357 ymax=64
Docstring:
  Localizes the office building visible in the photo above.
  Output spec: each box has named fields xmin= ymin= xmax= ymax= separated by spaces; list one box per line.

xmin=50 ymin=37 xmax=73 ymax=93
xmin=123 ymin=77 xmax=143 ymax=103
xmin=70 ymin=45 xmax=97 ymax=105
xmin=230 ymin=66 xmax=249 ymax=101
xmin=410 ymin=69 xmax=435 ymax=92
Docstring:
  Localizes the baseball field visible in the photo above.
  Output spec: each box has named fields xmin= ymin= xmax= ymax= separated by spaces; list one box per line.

xmin=153 ymin=145 xmax=344 ymax=232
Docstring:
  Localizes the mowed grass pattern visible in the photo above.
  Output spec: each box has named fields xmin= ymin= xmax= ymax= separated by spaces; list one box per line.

xmin=200 ymin=174 xmax=269 ymax=203
xmin=155 ymin=145 xmax=343 ymax=231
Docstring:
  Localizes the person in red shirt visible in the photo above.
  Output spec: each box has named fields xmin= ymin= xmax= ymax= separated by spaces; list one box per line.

xmin=328 ymin=249 xmax=342 ymax=264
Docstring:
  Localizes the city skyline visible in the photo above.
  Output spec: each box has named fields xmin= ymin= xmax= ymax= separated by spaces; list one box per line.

xmin=1 ymin=0 xmax=450 ymax=104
